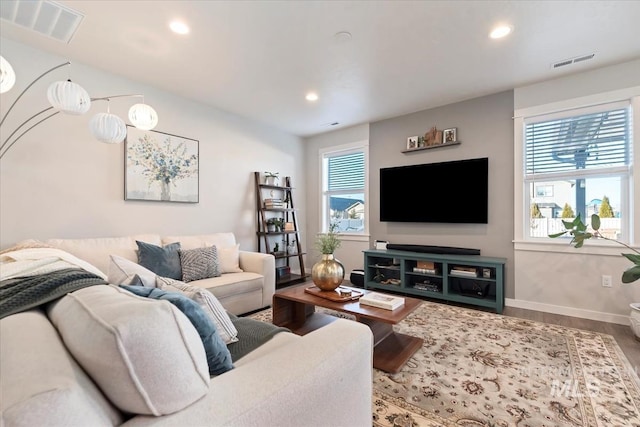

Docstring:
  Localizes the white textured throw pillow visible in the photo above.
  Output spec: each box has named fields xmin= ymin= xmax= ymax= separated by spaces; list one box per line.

xmin=156 ymin=276 xmax=239 ymax=344
xmin=215 ymin=244 xmax=243 ymax=273
xmin=47 ymin=285 xmax=210 ymax=416
xmin=107 ymin=254 xmax=157 ymax=287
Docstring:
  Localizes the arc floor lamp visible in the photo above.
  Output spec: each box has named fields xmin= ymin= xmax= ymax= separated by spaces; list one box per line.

xmin=0 ymin=55 xmax=159 ymax=160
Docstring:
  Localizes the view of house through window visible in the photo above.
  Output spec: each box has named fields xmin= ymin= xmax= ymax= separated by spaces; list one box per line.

xmin=529 ymin=177 xmax=622 ymax=239
xmin=321 ymin=146 xmax=366 ymax=234
xmin=524 ymin=103 xmax=631 ymax=241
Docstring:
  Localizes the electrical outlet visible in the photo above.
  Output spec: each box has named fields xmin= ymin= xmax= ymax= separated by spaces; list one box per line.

xmin=602 ymin=275 xmax=612 ymax=288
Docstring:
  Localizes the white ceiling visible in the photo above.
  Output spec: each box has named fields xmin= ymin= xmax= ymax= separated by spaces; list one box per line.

xmin=2 ymin=0 xmax=640 ymax=138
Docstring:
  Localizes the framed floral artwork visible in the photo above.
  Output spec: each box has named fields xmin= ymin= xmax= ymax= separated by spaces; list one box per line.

xmin=125 ymin=126 xmax=199 ymax=203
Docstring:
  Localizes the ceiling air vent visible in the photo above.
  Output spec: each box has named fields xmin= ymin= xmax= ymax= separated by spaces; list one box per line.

xmin=552 ymin=53 xmax=595 ymax=69
xmin=0 ymin=0 xmax=84 ymax=44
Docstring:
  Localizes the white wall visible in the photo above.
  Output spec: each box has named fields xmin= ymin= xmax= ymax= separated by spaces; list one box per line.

xmin=0 ymin=38 xmax=306 ymax=252
xmin=512 ymin=60 xmax=640 ymax=324
xmin=304 ymin=124 xmax=370 ymax=276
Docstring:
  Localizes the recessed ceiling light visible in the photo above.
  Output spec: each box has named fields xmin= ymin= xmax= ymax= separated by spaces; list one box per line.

xmin=305 ymin=92 xmax=319 ymax=102
xmin=489 ymin=25 xmax=512 ymax=39
xmin=169 ymin=20 xmax=190 ymax=35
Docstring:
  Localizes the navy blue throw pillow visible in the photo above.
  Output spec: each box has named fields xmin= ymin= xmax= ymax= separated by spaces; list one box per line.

xmin=121 ymin=285 xmax=234 ymax=376
xmin=136 ymin=241 xmax=182 ymax=280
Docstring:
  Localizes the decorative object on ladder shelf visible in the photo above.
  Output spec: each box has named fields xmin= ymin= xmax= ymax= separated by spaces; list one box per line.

xmin=266 ymin=218 xmax=283 ymax=232
xmin=263 ymin=171 xmax=279 ymax=186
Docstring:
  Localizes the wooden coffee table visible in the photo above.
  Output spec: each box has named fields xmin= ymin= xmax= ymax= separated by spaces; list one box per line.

xmin=272 ymin=283 xmax=424 ymax=374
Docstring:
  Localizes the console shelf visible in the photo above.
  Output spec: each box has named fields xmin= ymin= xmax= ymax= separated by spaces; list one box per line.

xmin=363 ymin=249 xmax=506 ymax=313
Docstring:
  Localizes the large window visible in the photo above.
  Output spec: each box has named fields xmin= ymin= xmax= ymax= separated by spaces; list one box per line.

xmin=320 ymin=143 xmax=367 ymax=234
xmin=524 ymin=102 xmax=632 ymax=241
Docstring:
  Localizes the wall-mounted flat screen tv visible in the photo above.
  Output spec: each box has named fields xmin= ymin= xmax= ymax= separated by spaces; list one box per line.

xmin=380 ymin=157 xmax=488 ymax=224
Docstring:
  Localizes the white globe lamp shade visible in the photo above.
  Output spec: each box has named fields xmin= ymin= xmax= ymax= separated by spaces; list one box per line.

xmin=0 ymin=55 xmax=16 ymax=94
xmin=47 ymin=80 xmax=91 ymax=115
xmin=128 ymin=103 xmax=158 ymax=130
xmin=89 ymin=113 xmax=127 ymax=144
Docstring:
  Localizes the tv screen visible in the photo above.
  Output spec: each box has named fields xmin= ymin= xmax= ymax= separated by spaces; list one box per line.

xmin=380 ymin=157 xmax=488 ymax=224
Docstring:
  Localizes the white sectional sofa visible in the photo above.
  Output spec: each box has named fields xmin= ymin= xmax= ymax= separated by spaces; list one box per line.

xmin=45 ymin=232 xmax=275 ymax=315
xmin=0 ymin=233 xmax=375 ymax=426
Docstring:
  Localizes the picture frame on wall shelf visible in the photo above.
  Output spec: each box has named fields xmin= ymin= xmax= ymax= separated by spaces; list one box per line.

xmin=443 ymin=128 xmax=457 ymax=143
xmin=125 ymin=126 xmax=199 ymax=203
xmin=407 ymin=135 xmax=419 ymax=150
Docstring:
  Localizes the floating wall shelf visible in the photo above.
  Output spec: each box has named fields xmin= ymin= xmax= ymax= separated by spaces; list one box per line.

xmin=402 ymin=141 xmax=461 ymax=154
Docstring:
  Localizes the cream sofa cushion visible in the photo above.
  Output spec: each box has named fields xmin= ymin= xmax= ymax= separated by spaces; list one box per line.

xmin=46 ymin=234 xmax=162 ymax=275
xmin=107 ymin=254 xmax=157 ymax=287
xmin=47 ymin=285 xmax=210 ymax=416
xmin=162 ymin=233 xmax=236 ymax=250
xmin=216 ymin=243 xmax=243 ymax=273
xmin=1 ymin=309 xmax=124 ymax=427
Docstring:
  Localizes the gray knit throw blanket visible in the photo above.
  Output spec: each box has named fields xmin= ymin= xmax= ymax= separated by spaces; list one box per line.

xmin=0 ymin=268 xmax=107 ymax=319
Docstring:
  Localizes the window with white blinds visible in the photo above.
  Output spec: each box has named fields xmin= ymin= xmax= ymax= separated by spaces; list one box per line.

xmin=525 ymin=107 xmax=630 ymax=177
xmin=321 ymin=146 xmax=367 ymax=234
xmin=523 ymin=101 xmax=633 ymax=241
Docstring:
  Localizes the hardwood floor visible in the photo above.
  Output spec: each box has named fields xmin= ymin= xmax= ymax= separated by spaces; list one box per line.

xmin=502 ymin=306 xmax=640 ymax=376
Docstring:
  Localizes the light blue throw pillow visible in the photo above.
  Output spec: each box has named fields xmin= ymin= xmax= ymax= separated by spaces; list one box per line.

xmin=121 ymin=285 xmax=234 ymax=376
xmin=136 ymin=241 xmax=182 ymax=280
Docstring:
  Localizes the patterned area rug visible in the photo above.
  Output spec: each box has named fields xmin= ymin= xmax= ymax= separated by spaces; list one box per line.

xmin=249 ymin=301 xmax=640 ymax=426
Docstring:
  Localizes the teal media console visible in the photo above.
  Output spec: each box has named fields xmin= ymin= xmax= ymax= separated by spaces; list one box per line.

xmin=363 ymin=249 xmax=506 ymax=313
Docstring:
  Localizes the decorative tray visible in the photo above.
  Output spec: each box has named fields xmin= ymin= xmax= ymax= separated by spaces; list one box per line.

xmin=304 ymin=286 xmax=364 ymax=302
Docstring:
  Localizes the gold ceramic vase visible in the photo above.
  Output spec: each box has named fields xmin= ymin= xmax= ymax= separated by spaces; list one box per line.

xmin=311 ymin=253 xmax=345 ymax=291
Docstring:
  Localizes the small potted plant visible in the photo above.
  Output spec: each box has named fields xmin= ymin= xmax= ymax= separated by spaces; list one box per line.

xmin=264 ymin=171 xmax=279 ymax=186
xmin=314 ymin=222 xmax=342 ymax=255
xmin=266 ymin=217 xmax=284 ymax=232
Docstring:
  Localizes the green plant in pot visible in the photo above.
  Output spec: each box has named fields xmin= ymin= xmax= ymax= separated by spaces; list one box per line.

xmin=312 ymin=222 xmax=345 ymax=291
xmin=266 ymin=217 xmax=284 ymax=232
xmin=264 ymin=171 xmax=279 ymax=186
xmin=549 ymin=213 xmax=640 ymax=339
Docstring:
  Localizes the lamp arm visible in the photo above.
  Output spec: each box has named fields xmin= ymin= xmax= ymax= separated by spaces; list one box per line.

xmin=91 ymin=94 xmax=144 ymax=102
xmin=0 ymin=94 xmax=146 ymax=160
xmin=1 ymin=106 xmax=56 ymax=150
xmin=0 ymin=61 xmax=71 ymax=128
xmin=0 ymin=111 xmax=59 ymax=160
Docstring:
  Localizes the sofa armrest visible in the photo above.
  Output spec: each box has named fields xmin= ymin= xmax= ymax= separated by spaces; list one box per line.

xmin=121 ymin=319 xmax=373 ymax=427
xmin=238 ymin=251 xmax=275 ymax=308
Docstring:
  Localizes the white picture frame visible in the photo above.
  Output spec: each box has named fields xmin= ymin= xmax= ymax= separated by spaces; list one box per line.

xmin=407 ymin=135 xmax=419 ymax=150
xmin=125 ymin=126 xmax=199 ymax=203
xmin=443 ymin=128 xmax=457 ymax=143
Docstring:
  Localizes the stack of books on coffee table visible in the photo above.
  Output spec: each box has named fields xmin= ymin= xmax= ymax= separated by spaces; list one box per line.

xmin=359 ymin=292 xmax=405 ymax=310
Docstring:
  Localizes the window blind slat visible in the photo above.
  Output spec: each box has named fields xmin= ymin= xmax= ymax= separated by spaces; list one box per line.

xmin=328 ymin=152 xmax=365 ymax=191
xmin=525 ymin=108 xmax=629 ymax=175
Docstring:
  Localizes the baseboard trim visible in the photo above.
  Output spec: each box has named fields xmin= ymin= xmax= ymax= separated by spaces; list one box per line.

xmin=505 ymin=298 xmax=631 ymax=326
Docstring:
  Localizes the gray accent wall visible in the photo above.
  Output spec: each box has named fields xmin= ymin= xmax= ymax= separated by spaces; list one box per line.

xmin=369 ymin=91 xmax=515 ymax=297
xmin=304 ymin=93 xmax=515 ymax=297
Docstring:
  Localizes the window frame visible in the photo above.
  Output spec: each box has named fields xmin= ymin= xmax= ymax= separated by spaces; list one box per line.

xmin=318 ymin=141 xmax=369 ymax=237
xmin=513 ymin=89 xmax=639 ymax=253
